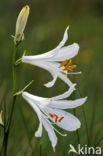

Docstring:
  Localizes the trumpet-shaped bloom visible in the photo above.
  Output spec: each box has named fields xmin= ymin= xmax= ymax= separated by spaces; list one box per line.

xmin=22 ymin=86 xmax=87 ymax=150
xmin=22 ymin=26 xmax=80 ymax=88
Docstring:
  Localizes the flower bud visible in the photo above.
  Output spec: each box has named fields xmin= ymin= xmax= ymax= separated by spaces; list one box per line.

xmin=0 ymin=110 xmax=4 ymax=126
xmin=14 ymin=5 xmax=30 ymax=44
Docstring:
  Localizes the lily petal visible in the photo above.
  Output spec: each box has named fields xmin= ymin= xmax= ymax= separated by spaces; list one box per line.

xmin=22 ymin=92 xmax=43 ymax=137
xmin=47 ymin=43 xmax=79 ymax=62
xmin=41 ymin=61 xmax=74 ymax=87
xmin=49 ymin=97 xmax=87 ymax=109
xmin=35 ymin=120 xmax=43 ymax=137
xmin=22 ymin=91 xmax=49 ymax=105
xmin=44 ymin=107 xmax=81 ymax=131
xmin=55 ymin=26 xmax=69 ymax=50
xmin=34 ymin=61 xmax=74 ymax=87
xmin=52 ymin=84 xmax=76 ymax=100
xmin=44 ymin=71 xmax=57 ymax=88
xmin=42 ymin=116 xmax=57 ymax=150
xmin=22 ymin=26 xmax=69 ymax=62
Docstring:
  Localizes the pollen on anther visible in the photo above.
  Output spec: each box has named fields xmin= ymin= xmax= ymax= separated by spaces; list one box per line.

xmin=68 ymin=59 xmax=72 ymax=66
xmin=63 ymin=64 xmax=77 ymax=72
xmin=54 ymin=114 xmax=59 ymax=123
xmin=49 ymin=113 xmax=54 ymax=118
xmin=59 ymin=59 xmax=68 ymax=68
xmin=59 ymin=117 xmax=64 ymax=122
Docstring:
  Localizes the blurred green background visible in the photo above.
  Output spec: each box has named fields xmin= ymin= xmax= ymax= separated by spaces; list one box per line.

xmin=0 ymin=0 xmax=103 ymax=155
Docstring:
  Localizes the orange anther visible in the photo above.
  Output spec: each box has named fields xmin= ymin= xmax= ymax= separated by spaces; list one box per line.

xmin=54 ymin=114 xmax=58 ymax=118
xmin=60 ymin=71 xmax=67 ymax=75
xmin=59 ymin=59 xmax=77 ymax=74
xmin=68 ymin=59 xmax=72 ymax=66
xmin=63 ymin=64 xmax=77 ymax=72
xmin=54 ymin=114 xmax=59 ymax=123
xmin=59 ymin=117 xmax=64 ymax=122
xmin=49 ymin=113 xmax=54 ymax=118
xmin=55 ymin=118 xmax=58 ymax=123
xmin=70 ymin=65 xmax=77 ymax=69
xmin=59 ymin=59 xmax=68 ymax=68
xmin=49 ymin=113 xmax=64 ymax=123
xmin=65 ymin=66 xmax=73 ymax=72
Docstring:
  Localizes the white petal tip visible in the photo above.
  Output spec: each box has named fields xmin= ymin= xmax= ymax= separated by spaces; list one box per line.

xmin=80 ymin=96 xmax=88 ymax=105
xmin=44 ymin=82 xmax=54 ymax=88
xmin=44 ymin=84 xmax=51 ymax=88
xmin=73 ymin=43 xmax=80 ymax=50
xmin=71 ymin=83 xmax=77 ymax=90
xmin=78 ymin=122 xmax=81 ymax=129
xmin=64 ymin=134 xmax=67 ymax=136
xmin=76 ymin=120 xmax=81 ymax=129
xmin=66 ymin=26 xmax=69 ymax=31
xmin=73 ymin=83 xmax=77 ymax=88
xmin=73 ymin=121 xmax=81 ymax=131
xmin=84 ymin=96 xmax=88 ymax=102
xmin=69 ymin=120 xmax=81 ymax=131
xmin=35 ymin=132 xmax=41 ymax=137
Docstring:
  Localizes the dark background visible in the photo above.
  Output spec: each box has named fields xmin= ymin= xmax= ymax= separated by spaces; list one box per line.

xmin=0 ymin=0 xmax=103 ymax=155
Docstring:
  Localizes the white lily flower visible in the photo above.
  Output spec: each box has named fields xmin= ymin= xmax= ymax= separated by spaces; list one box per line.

xmin=22 ymin=26 xmax=80 ymax=88
xmin=22 ymin=85 xmax=87 ymax=150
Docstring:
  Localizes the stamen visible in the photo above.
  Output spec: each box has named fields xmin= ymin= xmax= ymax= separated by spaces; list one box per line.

xmin=70 ymin=65 xmax=77 ymax=69
xmin=54 ymin=114 xmax=59 ymax=123
xmin=59 ymin=59 xmax=77 ymax=75
xmin=63 ymin=66 xmax=72 ymax=71
xmin=68 ymin=59 xmax=72 ymax=66
xmin=60 ymin=71 xmax=67 ymax=75
xmin=49 ymin=112 xmax=64 ymax=123
xmin=59 ymin=117 xmax=64 ymax=122
xmin=63 ymin=64 xmax=77 ymax=72
xmin=59 ymin=59 xmax=68 ymax=68
xmin=54 ymin=127 xmax=67 ymax=136
xmin=49 ymin=113 xmax=54 ymax=118
xmin=67 ymin=72 xmax=82 ymax=74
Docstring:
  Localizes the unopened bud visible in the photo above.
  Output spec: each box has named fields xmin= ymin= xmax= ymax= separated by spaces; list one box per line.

xmin=0 ymin=110 xmax=4 ymax=126
xmin=14 ymin=5 xmax=30 ymax=45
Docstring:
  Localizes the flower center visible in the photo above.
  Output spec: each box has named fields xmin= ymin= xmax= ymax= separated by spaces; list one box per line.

xmin=59 ymin=59 xmax=77 ymax=75
xmin=49 ymin=113 xmax=64 ymax=123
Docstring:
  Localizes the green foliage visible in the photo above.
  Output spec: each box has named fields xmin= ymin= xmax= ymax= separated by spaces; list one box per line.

xmin=0 ymin=0 xmax=103 ymax=155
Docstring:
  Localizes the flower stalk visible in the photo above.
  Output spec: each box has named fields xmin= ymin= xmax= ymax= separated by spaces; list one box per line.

xmin=1 ymin=5 xmax=30 ymax=155
xmin=2 ymin=45 xmax=18 ymax=156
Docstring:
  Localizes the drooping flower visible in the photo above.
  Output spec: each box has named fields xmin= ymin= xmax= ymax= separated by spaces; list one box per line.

xmin=22 ymin=26 xmax=81 ymax=88
xmin=22 ymin=85 xmax=87 ymax=150
xmin=14 ymin=5 xmax=30 ymax=44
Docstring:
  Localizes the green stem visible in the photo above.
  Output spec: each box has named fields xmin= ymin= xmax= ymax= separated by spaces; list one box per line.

xmin=2 ymin=45 xmax=17 ymax=156
xmin=77 ymin=88 xmax=90 ymax=156
xmin=78 ymin=88 xmax=90 ymax=146
xmin=82 ymin=105 xmax=89 ymax=146
xmin=40 ymin=142 xmax=42 ymax=156
xmin=73 ymin=109 xmax=80 ymax=144
xmin=12 ymin=45 xmax=17 ymax=93
xmin=7 ymin=44 xmax=17 ymax=131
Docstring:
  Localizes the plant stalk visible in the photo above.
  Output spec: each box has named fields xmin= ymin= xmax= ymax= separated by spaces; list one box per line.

xmin=2 ymin=45 xmax=17 ymax=156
